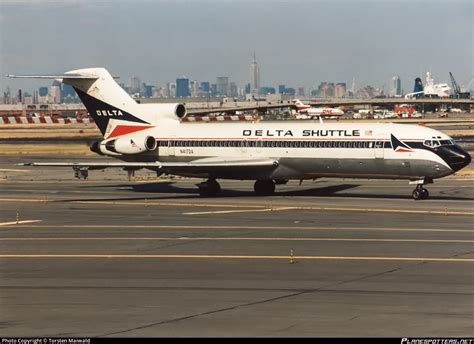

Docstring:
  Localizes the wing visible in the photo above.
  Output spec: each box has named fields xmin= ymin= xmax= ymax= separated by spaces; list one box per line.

xmin=161 ymin=157 xmax=279 ymax=176
xmin=18 ymin=158 xmax=279 ymax=177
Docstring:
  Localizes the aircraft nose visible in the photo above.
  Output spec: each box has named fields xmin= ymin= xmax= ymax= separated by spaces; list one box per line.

xmin=440 ymin=145 xmax=471 ymax=172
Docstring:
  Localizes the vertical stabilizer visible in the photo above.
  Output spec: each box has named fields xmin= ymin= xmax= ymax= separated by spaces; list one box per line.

xmin=63 ymin=68 xmax=143 ymax=136
xmin=414 ymin=77 xmax=423 ymax=93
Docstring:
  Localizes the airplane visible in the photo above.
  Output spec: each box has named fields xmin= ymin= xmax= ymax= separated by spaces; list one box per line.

xmin=292 ymin=99 xmax=345 ymax=117
xmin=8 ymin=68 xmax=471 ymax=200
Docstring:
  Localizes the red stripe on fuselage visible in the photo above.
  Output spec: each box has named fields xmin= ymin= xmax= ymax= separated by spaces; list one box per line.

xmin=395 ymin=147 xmax=413 ymax=153
xmin=106 ymin=125 xmax=154 ymax=139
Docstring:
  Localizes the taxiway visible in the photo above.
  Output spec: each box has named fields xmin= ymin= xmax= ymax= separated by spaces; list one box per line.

xmin=0 ymin=155 xmax=473 ymax=337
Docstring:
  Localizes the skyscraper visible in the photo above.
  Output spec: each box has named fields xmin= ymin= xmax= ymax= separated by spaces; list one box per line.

xmin=229 ymin=82 xmax=238 ymax=98
xmin=335 ymin=83 xmax=347 ymax=98
xmin=391 ymin=76 xmax=402 ymax=97
xmin=351 ymin=78 xmax=357 ymax=94
xmin=49 ymin=85 xmax=61 ymax=103
xmin=200 ymin=82 xmax=210 ymax=94
xmin=190 ymin=80 xmax=199 ymax=97
xmin=176 ymin=77 xmax=190 ymax=97
xmin=130 ymin=76 xmax=141 ymax=94
xmin=249 ymin=52 xmax=260 ymax=94
xmin=216 ymin=77 xmax=229 ymax=96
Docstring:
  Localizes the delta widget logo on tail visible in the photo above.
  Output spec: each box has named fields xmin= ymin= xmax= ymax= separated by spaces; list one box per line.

xmin=391 ymin=134 xmax=414 ymax=153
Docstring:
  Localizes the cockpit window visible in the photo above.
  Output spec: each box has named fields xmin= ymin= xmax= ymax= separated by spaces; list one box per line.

xmin=440 ymin=139 xmax=455 ymax=145
xmin=423 ymin=138 xmax=455 ymax=148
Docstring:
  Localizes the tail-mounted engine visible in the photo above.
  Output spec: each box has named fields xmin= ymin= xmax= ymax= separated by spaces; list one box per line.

xmin=139 ymin=103 xmax=187 ymax=121
xmin=91 ymin=135 xmax=157 ymax=155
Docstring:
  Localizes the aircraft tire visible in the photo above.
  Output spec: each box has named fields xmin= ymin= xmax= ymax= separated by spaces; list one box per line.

xmin=254 ymin=180 xmax=275 ymax=196
xmin=412 ymin=188 xmax=429 ymax=200
xmin=420 ymin=188 xmax=429 ymax=200
xmin=198 ymin=180 xmax=221 ymax=197
xmin=412 ymin=189 xmax=421 ymax=200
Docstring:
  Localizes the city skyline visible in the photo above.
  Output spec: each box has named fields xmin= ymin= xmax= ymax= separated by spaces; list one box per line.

xmin=2 ymin=50 xmax=393 ymax=101
xmin=1 ymin=0 xmax=472 ymax=94
xmin=1 ymin=67 xmax=395 ymax=105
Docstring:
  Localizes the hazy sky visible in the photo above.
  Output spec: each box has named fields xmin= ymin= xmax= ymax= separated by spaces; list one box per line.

xmin=1 ymin=0 xmax=472 ymax=93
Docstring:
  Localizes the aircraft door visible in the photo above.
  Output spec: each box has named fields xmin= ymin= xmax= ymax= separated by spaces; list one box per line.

xmin=164 ymin=136 xmax=175 ymax=157
xmin=374 ymin=134 xmax=386 ymax=159
xmin=256 ymin=138 xmax=263 ymax=154
xmin=241 ymin=138 xmax=248 ymax=155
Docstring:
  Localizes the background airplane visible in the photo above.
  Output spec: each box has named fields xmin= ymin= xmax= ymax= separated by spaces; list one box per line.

xmin=292 ymin=99 xmax=345 ymax=118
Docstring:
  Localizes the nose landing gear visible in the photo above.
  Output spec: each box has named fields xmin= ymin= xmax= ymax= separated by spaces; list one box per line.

xmin=412 ymin=185 xmax=429 ymax=200
xmin=410 ymin=178 xmax=432 ymax=200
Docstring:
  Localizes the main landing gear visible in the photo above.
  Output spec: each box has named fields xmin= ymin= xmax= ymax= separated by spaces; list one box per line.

xmin=254 ymin=179 xmax=275 ymax=196
xmin=410 ymin=178 xmax=433 ymax=200
xmin=197 ymin=179 xmax=221 ymax=197
xmin=73 ymin=166 xmax=89 ymax=180
xmin=197 ymin=179 xmax=277 ymax=197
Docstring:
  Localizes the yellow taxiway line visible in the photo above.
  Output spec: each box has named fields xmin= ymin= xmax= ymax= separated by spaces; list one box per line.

xmin=1 ymin=237 xmax=473 ymax=244
xmin=184 ymin=206 xmax=474 ymax=216
xmin=184 ymin=207 xmax=295 ymax=215
xmin=1 ymin=224 xmax=472 ymax=233
xmin=0 ymin=254 xmax=473 ymax=262
xmin=0 ymin=198 xmax=473 ymax=216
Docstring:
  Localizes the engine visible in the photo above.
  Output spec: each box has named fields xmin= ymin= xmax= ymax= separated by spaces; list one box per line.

xmin=174 ymin=103 xmax=187 ymax=119
xmin=139 ymin=103 xmax=187 ymax=121
xmin=91 ymin=135 xmax=157 ymax=155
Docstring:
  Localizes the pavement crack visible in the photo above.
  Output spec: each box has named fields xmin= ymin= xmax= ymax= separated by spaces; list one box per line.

xmin=99 ymin=288 xmax=312 ymax=337
xmin=98 ymin=262 xmax=409 ymax=337
xmin=97 ymin=261 xmax=418 ymax=337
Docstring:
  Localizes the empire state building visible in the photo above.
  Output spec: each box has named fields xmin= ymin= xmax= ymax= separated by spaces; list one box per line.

xmin=249 ymin=52 xmax=260 ymax=94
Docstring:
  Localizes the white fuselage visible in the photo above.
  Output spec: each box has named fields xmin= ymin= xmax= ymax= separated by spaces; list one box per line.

xmin=110 ymin=120 xmax=460 ymax=181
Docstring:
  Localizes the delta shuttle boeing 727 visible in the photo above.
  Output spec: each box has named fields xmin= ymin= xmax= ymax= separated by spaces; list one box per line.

xmin=8 ymin=68 xmax=471 ymax=199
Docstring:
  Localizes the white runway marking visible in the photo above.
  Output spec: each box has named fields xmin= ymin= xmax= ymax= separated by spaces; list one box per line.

xmin=0 ymin=169 xmax=30 ymax=172
xmin=0 ymin=220 xmax=42 ymax=226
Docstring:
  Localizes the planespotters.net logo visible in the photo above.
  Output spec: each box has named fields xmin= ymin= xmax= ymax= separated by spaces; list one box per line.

xmin=402 ymin=339 xmax=474 ymax=344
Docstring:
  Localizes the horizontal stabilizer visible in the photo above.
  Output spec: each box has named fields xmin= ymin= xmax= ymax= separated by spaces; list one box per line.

xmin=6 ymin=73 xmax=99 ymax=80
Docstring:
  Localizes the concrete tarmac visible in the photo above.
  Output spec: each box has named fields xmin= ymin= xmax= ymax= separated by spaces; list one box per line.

xmin=0 ymin=155 xmax=473 ymax=337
